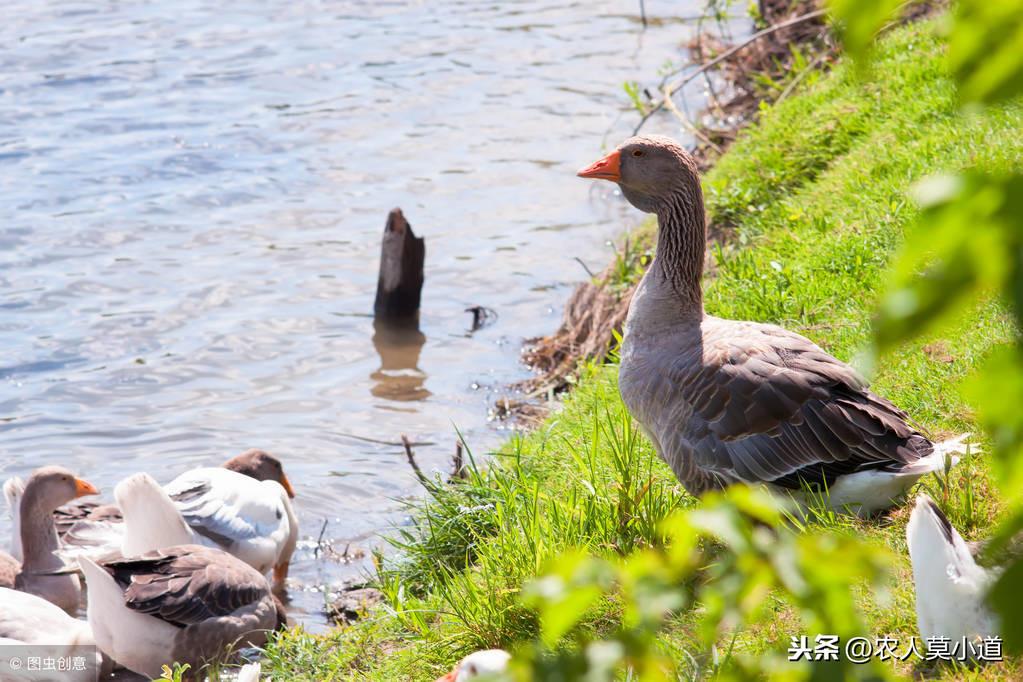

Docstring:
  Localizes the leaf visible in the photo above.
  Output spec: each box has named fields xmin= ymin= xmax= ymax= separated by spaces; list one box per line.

xmin=988 ymin=556 xmax=1023 ymax=652
xmin=826 ymin=0 xmax=903 ymax=64
xmin=949 ymin=0 xmax=1023 ymax=105
xmin=873 ymin=172 xmax=1021 ymax=353
xmin=964 ymin=347 xmax=1023 ymax=497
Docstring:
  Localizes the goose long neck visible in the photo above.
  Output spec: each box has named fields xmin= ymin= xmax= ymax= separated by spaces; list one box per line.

xmin=654 ymin=183 xmax=706 ymax=314
xmin=19 ymin=489 xmax=62 ymax=569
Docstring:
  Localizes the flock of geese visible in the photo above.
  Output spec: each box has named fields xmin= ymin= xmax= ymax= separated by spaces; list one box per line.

xmin=0 ymin=134 xmax=1004 ymax=680
xmin=0 ymin=450 xmax=295 ymax=680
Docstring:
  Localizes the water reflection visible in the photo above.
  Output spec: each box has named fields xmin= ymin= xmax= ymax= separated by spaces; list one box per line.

xmin=371 ymin=320 xmax=429 ymax=401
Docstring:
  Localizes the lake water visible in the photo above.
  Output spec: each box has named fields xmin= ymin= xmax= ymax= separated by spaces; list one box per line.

xmin=0 ymin=0 xmax=738 ymax=629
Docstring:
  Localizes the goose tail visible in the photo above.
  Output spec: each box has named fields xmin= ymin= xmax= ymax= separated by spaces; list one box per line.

xmin=114 ymin=473 xmax=193 ymax=555
xmin=3 ymin=477 xmax=24 ymax=562
xmin=900 ymin=433 xmax=979 ymax=476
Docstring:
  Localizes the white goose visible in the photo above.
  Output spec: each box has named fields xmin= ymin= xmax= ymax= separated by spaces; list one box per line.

xmin=436 ymin=649 xmax=511 ymax=681
xmin=116 ymin=469 xmax=298 ymax=589
xmin=0 ymin=587 xmax=102 ymax=681
xmin=79 ymin=544 xmax=284 ymax=679
xmin=906 ymin=494 xmax=999 ymax=645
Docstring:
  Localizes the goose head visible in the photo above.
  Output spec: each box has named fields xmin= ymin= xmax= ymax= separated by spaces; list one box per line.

xmin=22 ymin=466 xmax=98 ymax=513
xmin=578 ymin=135 xmax=700 ymax=214
xmin=436 ymin=649 xmax=511 ymax=681
xmin=224 ymin=449 xmax=296 ymax=498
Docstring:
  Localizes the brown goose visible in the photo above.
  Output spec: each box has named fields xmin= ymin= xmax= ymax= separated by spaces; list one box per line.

xmin=0 ymin=466 xmax=98 ymax=613
xmin=79 ymin=544 xmax=285 ymax=680
xmin=578 ymin=136 xmax=970 ymax=515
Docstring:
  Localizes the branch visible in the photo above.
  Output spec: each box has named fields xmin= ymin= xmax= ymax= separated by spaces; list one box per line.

xmin=401 ymin=433 xmax=434 ymax=490
xmin=634 ymin=9 xmax=827 ymax=134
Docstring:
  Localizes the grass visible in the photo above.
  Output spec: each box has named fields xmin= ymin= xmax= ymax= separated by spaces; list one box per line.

xmin=262 ymin=19 xmax=1022 ymax=681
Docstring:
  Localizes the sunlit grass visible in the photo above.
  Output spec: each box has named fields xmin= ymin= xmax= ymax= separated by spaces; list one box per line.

xmin=263 ymin=19 xmax=1022 ymax=681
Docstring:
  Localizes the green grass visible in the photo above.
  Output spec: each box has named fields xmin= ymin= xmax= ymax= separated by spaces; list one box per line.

xmin=263 ymin=19 xmax=1022 ymax=681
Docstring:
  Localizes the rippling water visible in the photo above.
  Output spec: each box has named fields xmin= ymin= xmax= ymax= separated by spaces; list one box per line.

xmin=0 ymin=0 xmax=739 ymax=629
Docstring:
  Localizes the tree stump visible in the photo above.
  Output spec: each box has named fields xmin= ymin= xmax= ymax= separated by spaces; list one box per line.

xmin=373 ymin=208 xmax=425 ymax=325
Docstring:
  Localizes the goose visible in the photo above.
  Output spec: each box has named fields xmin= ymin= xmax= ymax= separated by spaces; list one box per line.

xmin=907 ymin=494 xmax=999 ymax=646
xmin=80 ymin=470 xmax=298 ymax=590
xmin=436 ymin=649 xmax=511 ymax=681
xmin=0 ymin=466 xmax=98 ymax=613
xmin=52 ymin=451 xmax=298 ymax=588
xmin=0 ymin=587 xmax=103 ymax=682
xmin=578 ymin=136 xmax=972 ymax=516
xmin=6 ymin=448 xmax=297 ymax=547
xmin=78 ymin=544 xmax=285 ymax=680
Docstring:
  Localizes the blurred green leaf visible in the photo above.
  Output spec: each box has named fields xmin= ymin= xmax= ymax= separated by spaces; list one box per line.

xmin=949 ymin=0 xmax=1023 ymax=105
xmin=988 ymin=556 xmax=1023 ymax=652
xmin=964 ymin=347 xmax=1023 ymax=497
xmin=521 ymin=550 xmax=615 ymax=647
xmin=826 ymin=0 xmax=903 ymax=64
xmin=873 ymin=172 xmax=1023 ymax=352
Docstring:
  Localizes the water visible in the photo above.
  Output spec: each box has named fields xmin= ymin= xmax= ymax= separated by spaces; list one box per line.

xmin=0 ymin=0 xmax=739 ymax=629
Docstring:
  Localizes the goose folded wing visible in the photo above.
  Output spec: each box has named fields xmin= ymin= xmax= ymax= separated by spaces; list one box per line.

xmin=678 ymin=324 xmax=931 ymax=486
xmin=105 ymin=545 xmax=268 ymax=627
xmin=165 ymin=478 xmax=273 ymax=546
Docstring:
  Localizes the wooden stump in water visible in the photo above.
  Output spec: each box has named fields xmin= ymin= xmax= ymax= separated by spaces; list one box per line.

xmin=373 ymin=208 xmax=425 ymax=325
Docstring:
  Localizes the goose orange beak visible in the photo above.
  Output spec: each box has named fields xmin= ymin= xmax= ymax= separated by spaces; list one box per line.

xmin=435 ymin=672 xmax=457 ymax=682
xmin=280 ymin=474 xmax=296 ymax=498
xmin=577 ymin=149 xmax=621 ymax=181
xmin=74 ymin=478 xmax=99 ymax=498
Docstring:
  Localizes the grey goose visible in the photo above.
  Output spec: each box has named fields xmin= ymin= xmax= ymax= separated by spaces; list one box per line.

xmin=578 ymin=135 xmax=971 ymax=515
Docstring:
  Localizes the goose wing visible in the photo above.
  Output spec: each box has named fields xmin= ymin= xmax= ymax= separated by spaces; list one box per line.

xmin=165 ymin=468 xmax=285 ymax=547
xmin=676 ymin=319 xmax=931 ymax=488
xmin=104 ymin=545 xmax=268 ymax=627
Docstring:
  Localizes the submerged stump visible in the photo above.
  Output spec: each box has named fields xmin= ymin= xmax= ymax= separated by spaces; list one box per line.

xmin=373 ymin=208 xmax=425 ymax=325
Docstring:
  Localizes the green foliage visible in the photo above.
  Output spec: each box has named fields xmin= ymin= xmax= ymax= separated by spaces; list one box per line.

xmin=873 ymin=173 xmax=1023 ymax=353
xmin=624 ymin=81 xmax=647 ymax=115
xmin=949 ymin=0 xmax=1023 ymax=105
xmin=516 ymin=488 xmax=894 ymax=682
xmin=831 ymin=0 xmax=1023 ymax=658
xmin=827 ymin=0 xmax=903 ymax=64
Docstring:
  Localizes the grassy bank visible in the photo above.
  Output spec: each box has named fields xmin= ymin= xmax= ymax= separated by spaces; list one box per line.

xmin=263 ymin=19 xmax=1022 ymax=681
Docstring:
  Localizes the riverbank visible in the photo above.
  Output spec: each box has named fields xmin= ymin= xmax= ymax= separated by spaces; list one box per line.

xmin=262 ymin=17 xmax=1022 ymax=681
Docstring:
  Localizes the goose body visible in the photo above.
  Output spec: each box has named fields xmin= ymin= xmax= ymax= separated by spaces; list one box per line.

xmin=579 ymin=136 xmax=970 ymax=515
xmin=907 ymin=494 xmax=998 ymax=644
xmin=0 ymin=587 xmax=99 ymax=681
xmin=79 ymin=544 xmax=283 ymax=679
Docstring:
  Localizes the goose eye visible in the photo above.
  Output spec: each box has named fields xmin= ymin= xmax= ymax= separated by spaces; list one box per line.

xmin=632 ymin=150 xmax=644 ymax=157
